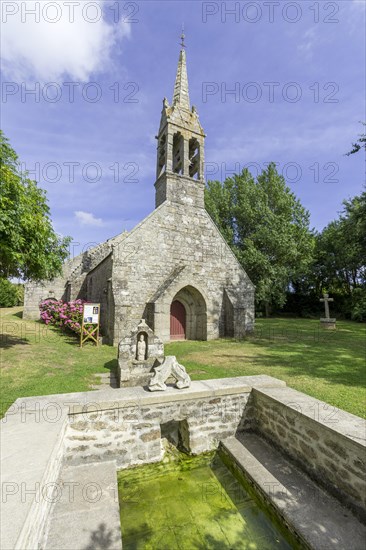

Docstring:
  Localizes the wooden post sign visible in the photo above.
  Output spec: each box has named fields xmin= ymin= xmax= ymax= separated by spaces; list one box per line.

xmin=80 ymin=303 xmax=100 ymax=347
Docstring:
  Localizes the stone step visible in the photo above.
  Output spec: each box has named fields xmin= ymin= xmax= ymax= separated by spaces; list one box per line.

xmin=221 ymin=434 xmax=366 ymax=550
xmin=96 ymin=372 xmax=117 ymax=381
xmin=44 ymin=461 xmax=122 ymax=550
xmin=91 ymin=372 xmax=118 ymax=390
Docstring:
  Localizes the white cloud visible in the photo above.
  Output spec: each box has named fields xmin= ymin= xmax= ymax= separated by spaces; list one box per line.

xmin=1 ymin=1 xmax=130 ymax=82
xmin=208 ymin=118 xmax=361 ymax=165
xmin=74 ymin=211 xmax=103 ymax=227
xmin=297 ymin=28 xmax=317 ymax=58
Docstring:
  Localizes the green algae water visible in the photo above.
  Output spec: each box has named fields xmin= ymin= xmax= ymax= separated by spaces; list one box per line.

xmin=118 ymin=450 xmax=299 ymax=549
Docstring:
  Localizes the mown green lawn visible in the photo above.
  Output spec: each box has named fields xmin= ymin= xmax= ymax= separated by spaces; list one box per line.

xmin=1 ymin=308 xmax=365 ymax=418
xmin=0 ymin=307 xmax=117 ymax=418
xmin=167 ymin=318 xmax=366 ymax=419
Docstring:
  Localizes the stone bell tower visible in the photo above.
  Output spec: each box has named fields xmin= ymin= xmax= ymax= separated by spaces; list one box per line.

xmin=155 ymin=33 xmax=206 ymax=208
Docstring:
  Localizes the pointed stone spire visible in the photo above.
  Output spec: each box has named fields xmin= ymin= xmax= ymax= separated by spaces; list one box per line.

xmin=172 ymin=32 xmax=190 ymax=111
xmin=155 ymin=31 xmax=206 ymax=207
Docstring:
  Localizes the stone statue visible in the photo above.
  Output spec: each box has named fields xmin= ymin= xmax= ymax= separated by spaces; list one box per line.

xmin=136 ymin=334 xmax=146 ymax=361
xmin=148 ymin=356 xmax=191 ymax=391
xmin=118 ymin=319 xmax=164 ymax=387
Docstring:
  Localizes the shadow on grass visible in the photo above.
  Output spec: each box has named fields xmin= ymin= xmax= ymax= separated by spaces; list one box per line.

xmin=57 ymin=328 xmax=108 ymax=348
xmin=52 ymin=327 xmax=94 ymax=347
xmin=62 ymin=333 xmax=82 ymax=346
xmin=0 ymin=334 xmax=30 ymax=349
xmin=220 ymin=338 xmax=365 ymax=388
xmin=103 ymin=359 xmax=118 ymax=374
xmin=172 ymin=325 xmax=366 ymax=390
xmin=12 ymin=311 xmax=23 ymax=319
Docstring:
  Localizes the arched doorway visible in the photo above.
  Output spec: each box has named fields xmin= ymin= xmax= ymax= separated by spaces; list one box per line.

xmin=170 ymin=286 xmax=207 ymax=341
xmin=170 ymin=300 xmax=186 ymax=340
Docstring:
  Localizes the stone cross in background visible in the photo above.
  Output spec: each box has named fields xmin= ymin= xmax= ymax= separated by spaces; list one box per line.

xmin=320 ymin=293 xmax=336 ymax=329
xmin=320 ymin=293 xmax=334 ymax=319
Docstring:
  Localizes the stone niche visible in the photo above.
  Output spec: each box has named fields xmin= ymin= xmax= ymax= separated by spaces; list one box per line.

xmin=117 ymin=319 xmax=164 ymax=387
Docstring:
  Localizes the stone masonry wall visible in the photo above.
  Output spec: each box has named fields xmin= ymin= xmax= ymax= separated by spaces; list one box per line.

xmin=23 ymin=240 xmax=115 ymax=320
xmin=251 ymin=387 xmax=366 ymax=521
xmin=110 ymin=200 xmax=255 ymax=344
xmin=2 ymin=376 xmax=365 ymax=550
xmin=23 ymin=181 xmax=255 ymax=342
xmin=64 ymin=393 xmax=251 ymax=469
xmin=85 ymin=255 xmax=113 ymax=343
xmin=155 ymin=172 xmax=205 ymax=209
xmin=23 ymin=278 xmax=68 ymax=320
xmin=0 ymin=376 xmax=281 ymax=550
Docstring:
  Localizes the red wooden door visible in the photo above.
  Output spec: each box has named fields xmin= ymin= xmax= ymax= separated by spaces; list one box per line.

xmin=170 ymin=301 xmax=186 ymax=340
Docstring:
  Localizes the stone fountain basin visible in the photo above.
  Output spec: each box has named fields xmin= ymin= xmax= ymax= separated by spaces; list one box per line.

xmin=1 ymin=375 xmax=365 ymax=549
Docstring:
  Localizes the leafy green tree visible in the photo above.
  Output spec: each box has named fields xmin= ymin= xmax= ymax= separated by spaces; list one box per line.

xmin=351 ymin=288 xmax=366 ymax=322
xmin=312 ymin=221 xmax=350 ymax=295
xmin=205 ymin=163 xmax=314 ymax=315
xmin=0 ymin=279 xmax=23 ymax=307
xmin=302 ymin=189 xmax=366 ymax=320
xmin=342 ymin=190 xmax=366 ymax=268
xmin=312 ymin=191 xmax=365 ymax=296
xmin=0 ymin=131 xmax=71 ymax=281
xmin=292 ymin=192 xmax=366 ymax=321
xmin=346 ymin=122 xmax=366 ymax=156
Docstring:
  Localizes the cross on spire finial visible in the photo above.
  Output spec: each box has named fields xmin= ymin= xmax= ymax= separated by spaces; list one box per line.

xmin=173 ymin=26 xmax=190 ymax=109
xmin=180 ymin=24 xmax=185 ymax=49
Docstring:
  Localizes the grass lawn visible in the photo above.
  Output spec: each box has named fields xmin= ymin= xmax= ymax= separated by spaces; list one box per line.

xmin=1 ymin=307 xmax=365 ymax=419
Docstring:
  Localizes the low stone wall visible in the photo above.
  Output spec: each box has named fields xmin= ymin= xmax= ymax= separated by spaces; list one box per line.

xmin=62 ymin=375 xmax=274 ymax=468
xmin=0 ymin=375 xmax=279 ymax=550
xmin=1 ymin=375 xmax=365 ymax=550
xmin=251 ymin=386 xmax=366 ymax=522
xmin=64 ymin=393 xmax=250 ymax=468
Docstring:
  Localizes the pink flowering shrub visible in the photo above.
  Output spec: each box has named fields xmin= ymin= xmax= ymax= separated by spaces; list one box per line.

xmin=39 ymin=299 xmax=84 ymax=335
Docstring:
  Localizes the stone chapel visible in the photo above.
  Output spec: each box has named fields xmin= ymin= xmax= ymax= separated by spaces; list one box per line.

xmin=23 ymin=41 xmax=255 ymax=345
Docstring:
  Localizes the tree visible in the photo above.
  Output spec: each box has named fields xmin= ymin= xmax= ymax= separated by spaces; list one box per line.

xmin=0 ymin=279 xmax=23 ymax=307
xmin=312 ymin=191 xmax=365 ymax=295
xmin=302 ymin=189 xmax=366 ymax=320
xmin=205 ymin=163 xmax=314 ymax=315
xmin=312 ymin=221 xmax=354 ymax=295
xmin=0 ymin=131 xmax=71 ymax=281
xmin=346 ymin=122 xmax=366 ymax=156
xmin=342 ymin=190 xmax=366 ymax=266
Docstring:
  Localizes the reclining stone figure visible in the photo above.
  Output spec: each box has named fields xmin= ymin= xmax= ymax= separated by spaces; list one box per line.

xmin=148 ymin=356 xmax=191 ymax=391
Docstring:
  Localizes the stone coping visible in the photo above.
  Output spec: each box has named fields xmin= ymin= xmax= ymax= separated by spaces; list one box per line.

xmin=0 ymin=375 xmax=285 ymax=550
xmin=253 ymin=386 xmax=366 ymax=447
xmin=6 ymin=375 xmax=286 ymax=416
xmin=3 ymin=375 xmax=364 ymax=550
xmin=221 ymin=435 xmax=366 ymax=549
xmin=0 ymin=411 xmax=68 ymax=550
xmin=44 ymin=461 xmax=122 ymax=550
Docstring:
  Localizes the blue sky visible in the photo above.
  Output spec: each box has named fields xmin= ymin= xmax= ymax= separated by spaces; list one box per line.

xmin=1 ymin=0 xmax=365 ymax=258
